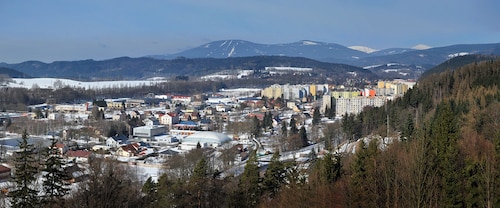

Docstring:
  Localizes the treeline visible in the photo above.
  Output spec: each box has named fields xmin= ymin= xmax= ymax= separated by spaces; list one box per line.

xmin=0 ymin=74 xmax=348 ymax=112
xmin=311 ymin=58 xmax=500 ymax=207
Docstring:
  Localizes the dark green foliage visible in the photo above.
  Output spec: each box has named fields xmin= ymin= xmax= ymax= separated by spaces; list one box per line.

xmin=11 ymin=130 xmax=40 ymax=208
xmin=263 ymin=112 xmax=273 ymax=130
xmin=42 ymin=138 xmax=70 ymax=207
xmin=281 ymin=121 xmax=288 ymax=138
xmin=239 ymin=151 xmax=261 ymax=207
xmin=289 ymin=118 xmax=298 ymax=135
xmin=313 ymin=153 xmax=342 ymax=184
xmin=401 ymin=113 xmax=414 ymax=141
xmin=312 ymin=106 xmax=320 ymax=125
xmin=299 ymin=126 xmax=308 ymax=147
xmin=141 ymin=177 xmax=157 ymax=205
xmin=429 ymin=102 xmax=463 ymax=207
xmin=262 ymin=151 xmax=287 ymax=198
xmin=341 ymin=113 xmax=361 ymax=141
xmin=251 ymin=116 xmax=261 ymax=139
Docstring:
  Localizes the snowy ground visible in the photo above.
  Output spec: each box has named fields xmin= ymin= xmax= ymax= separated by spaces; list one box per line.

xmin=7 ymin=78 xmax=168 ymax=90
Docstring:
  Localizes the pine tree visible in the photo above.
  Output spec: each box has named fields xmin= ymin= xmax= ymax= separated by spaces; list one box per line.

xmin=42 ymin=138 xmax=70 ymax=207
xmin=262 ymin=151 xmax=286 ymax=198
xmin=239 ymin=151 xmax=261 ymax=207
xmin=312 ymin=107 xmax=320 ymax=125
xmin=190 ymin=158 xmax=209 ymax=207
xmin=251 ymin=116 xmax=261 ymax=139
xmin=11 ymin=129 xmax=40 ymax=208
xmin=290 ymin=118 xmax=298 ymax=135
xmin=401 ymin=113 xmax=414 ymax=141
xmin=281 ymin=121 xmax=288 ymax=138
xmin=142 ymin=176 xmax=158 ymax=205
xmin=430 ymin=102 xmax=463 ymax=207
xmin=299 ymin=126 xmax=308 ymax=147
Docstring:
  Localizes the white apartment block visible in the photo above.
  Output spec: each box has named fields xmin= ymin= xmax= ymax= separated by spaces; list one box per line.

xmin=335 ymin=96 xmax=386 ymax=116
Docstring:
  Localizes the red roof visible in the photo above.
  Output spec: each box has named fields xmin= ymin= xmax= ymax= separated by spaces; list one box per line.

xmin=0 ymin=165 xmax=11 ymax=173
xmin=121 ymin=143 xmax=140 ymax=153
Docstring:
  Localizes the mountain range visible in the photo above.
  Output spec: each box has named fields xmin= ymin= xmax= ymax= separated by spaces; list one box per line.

xmin=1 ymin=40 xmax=499 ymax=81
xmin=150 ymin=40 xmax=500 ymax=67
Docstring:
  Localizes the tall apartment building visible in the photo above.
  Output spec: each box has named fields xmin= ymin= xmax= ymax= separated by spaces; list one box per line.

xmin=335 ymin=96 xmax=386 ymax=116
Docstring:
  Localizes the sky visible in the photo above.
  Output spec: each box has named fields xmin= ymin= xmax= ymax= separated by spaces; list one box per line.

xmin=1 ymin=0 xmax=499 ymax=63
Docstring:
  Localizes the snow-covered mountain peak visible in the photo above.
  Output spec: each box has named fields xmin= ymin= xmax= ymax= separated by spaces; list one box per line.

xmin=348 ymin=46 xmax=378 ymax=53
xmin=412 ymin=44 xmax=432 ymax=50
xmin=302 ymin=40 xmax=319 ymax=45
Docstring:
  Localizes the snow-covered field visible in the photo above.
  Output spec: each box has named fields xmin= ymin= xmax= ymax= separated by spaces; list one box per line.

xmin=7 ymin=78 xmax=168 ymax=89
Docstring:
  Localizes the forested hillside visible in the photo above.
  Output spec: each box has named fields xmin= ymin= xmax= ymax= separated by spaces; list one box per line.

xmin=286 ymin=58 xmax=500 ymax=207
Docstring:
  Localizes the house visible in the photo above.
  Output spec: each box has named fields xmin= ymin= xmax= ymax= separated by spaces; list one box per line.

xmin=143 ymin=117 xmax=160 ymax=126
xmin=106 ymin=134 xmax=129 ymax=149
xmin=65 ymin=150 xmax=92 ymax=163
xmin=52 ymin=142 xmax=68 ymax=155
xmin=199 ymin=119 xmax=214 ymax=131
xmin=116 ymin=143 xmax=141 ymax=157
xmin=0 ymin=165 xmax=11 ymax=180
xmin=158 ymin=112 xmax=179 ymax=130
xmin=92 ymin=100 xmax=108 ymax=111
xmin=158 ymin=149 xmax=179 ymax=159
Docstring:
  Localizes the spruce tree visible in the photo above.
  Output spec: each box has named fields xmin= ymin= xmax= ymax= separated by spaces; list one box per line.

xmin=299 ymin=126 xmax=308 ymax=147
xmin=189 ymin=158 xmax=209 ymax=207
xmin=11 ymin=129 xmax=39 ymax=208
xmin=262 ymin=151 xmax=286 ymax=198
xmin=42 ymin=138 xmax=69 ymax=207
xmin=239 ymin=151 xmax=261 ymax=207
xmin=290 ymin=118 xmax=298 ymax=135
xmin=430 ymin=102 xmax=463 ymax=207
xmin=281 ymin=121 xmax=288 ymax=138
xmin=312 ymin=106 xmax=320 ymax=125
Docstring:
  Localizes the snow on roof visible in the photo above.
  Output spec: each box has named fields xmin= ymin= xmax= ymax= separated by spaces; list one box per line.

xmin=182 ymin=131 xmax=231 ymax=146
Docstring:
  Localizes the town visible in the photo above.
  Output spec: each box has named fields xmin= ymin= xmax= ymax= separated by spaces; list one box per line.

xmin=0 ymin=74 xmax=415 ymax=189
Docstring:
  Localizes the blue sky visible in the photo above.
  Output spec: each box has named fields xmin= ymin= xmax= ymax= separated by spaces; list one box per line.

xmin=1 ymin=0 xmax=499 ymax=63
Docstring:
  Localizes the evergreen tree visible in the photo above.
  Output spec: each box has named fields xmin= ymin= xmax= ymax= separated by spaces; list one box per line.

xmin=430 ymin=102 xmax=463 ymax=207
xmin=11 ymin=129 xmax=39 ymax=208
xmin=348 ymin=140 xmax=379 ymax=207
xmin=299 ymin=126 xmax=308 ymax=147
xmin=141 ymin=177 xmax=158 ymax=205
xmin=262 ymin=151 xmax=286 ymax=198
xmin=251 ymin=116 xmax=261 ymax=139
xmin=290 ymin=118 xmax=298 ymax=135
xmin=401 ymin=113 xmax=414 ymax=141
xmin=42 ymin=138 xmax=70 ymax=207
xmin=239 ymin=151 xmax=261 ymax=207
xmin=312 ymin=106 xmax=320 ymax=125
xmin=281 ymin=121 xmax=288 ymax=138
xmin=189 ymin=158 xmax=209 ymax=207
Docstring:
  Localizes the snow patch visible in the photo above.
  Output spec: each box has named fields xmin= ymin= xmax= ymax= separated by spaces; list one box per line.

xmin=228 ymin=46 xmax=236 ymax=57
xmin=448 ymin=52 xmax=470 ymax=58
xmin=348 ymin=46 xmax=378 ymax=53
xmin=412 ymin=44 xmax=432 ymax=50
xmin=363 ymin=64 xmax=384 ymax=69
xmin=302 ymin=40 xmax=318 ymax=45
xmin=8 ymin=78 xmax=167 ymax=90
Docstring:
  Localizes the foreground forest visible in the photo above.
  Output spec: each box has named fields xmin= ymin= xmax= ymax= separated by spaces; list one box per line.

xmin=4 ymin=58 xmax=500 ymax=208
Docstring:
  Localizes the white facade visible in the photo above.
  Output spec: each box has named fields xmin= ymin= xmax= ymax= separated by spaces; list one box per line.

xmin=335 ymin=96 xmax=386 ymax=116
xmin=133 ymin=125 xmax=167 ymax=138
